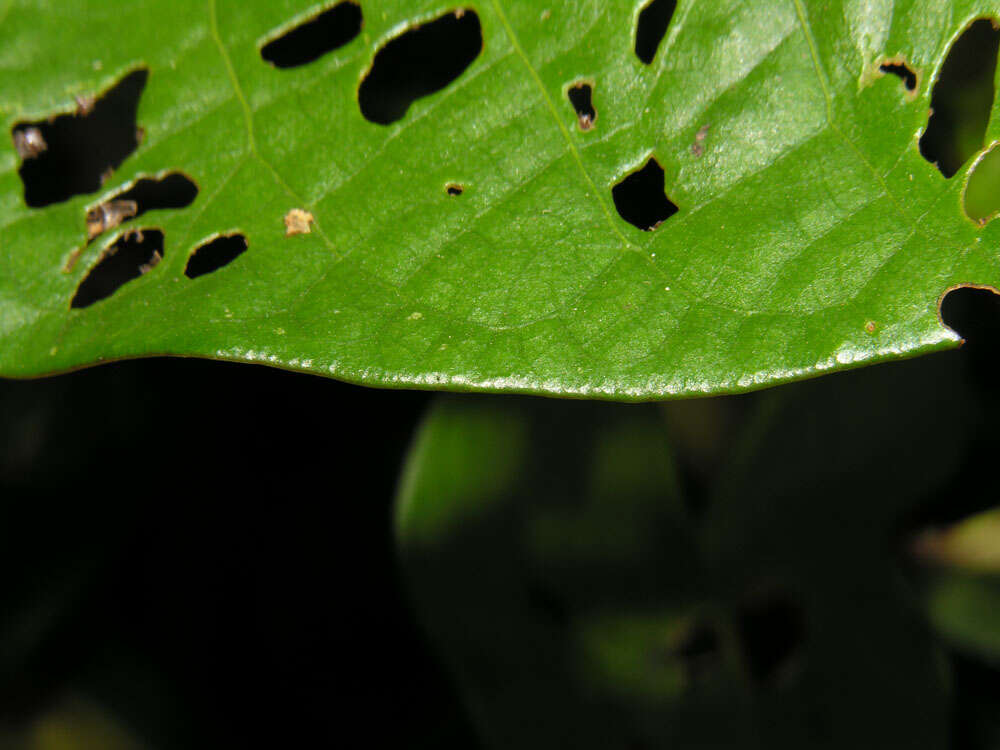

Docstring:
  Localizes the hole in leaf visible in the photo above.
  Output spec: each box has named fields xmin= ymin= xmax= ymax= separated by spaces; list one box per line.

xmin=634 ymin=0 xmax=677 ymax=65
xmin=920 ymin=19 xmax=1000 ymax=178
xmin=86 ymin=172 xmax=198 ymax=243
xmin=963 ymin=142 xmax=1000 ymax=224
xmin=879 ymin=60 xmax=918 ymax=92
xmin=567 ymin=81 xmax=596 ymax=131
xmin=445 ymin=183 xmax=463 ymax=196
xmin=939 ymin=286 xmax=1000 ymax=386
xmin=612 ymin=157 xmax=678 ymax=231
xmin=260 ymin=1 xmax=363 ymax=68
xmin=735 ymin=590 xmax=805 ymax=686
xmin=185 ymin=233 xmax=248 ymax=279
xmin=940 ymin=284 xmax=1000 ymax=394
xmin=13 ymin=68 xmax=148 ymax=208
xmin=358 ymin=9 xmax=483 ymax=125
xmin=940 ymin=285 xmax=1000 ymax=343
xmin=71 ymin=229 xmax=163 ymax=309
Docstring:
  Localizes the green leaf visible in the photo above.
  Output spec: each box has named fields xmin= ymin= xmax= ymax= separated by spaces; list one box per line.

xmin=396 ymin=354 xmax=974 ymax=747
xmin=0 ymin=694 xmax=146 ymax=750
xmin=3 ymin=1 xmax=1000 ymax=397
xmin=925 ymin=570 xmax=1000 ymax=663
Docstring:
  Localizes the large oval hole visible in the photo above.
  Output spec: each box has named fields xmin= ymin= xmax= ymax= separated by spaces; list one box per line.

xmin=920 ymin=19 xmax=1000 ymax=178
xmin=358 ymin=10 xmax=483 ymax=125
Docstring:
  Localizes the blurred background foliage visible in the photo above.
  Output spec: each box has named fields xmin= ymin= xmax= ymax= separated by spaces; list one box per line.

xmin=7 ymin=9 xmax=1000 ymax=750
xmin=4 ymin=294 xmax=1000 ymax=748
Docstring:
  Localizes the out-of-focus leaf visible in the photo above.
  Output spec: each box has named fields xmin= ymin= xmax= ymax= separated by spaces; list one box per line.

xmin=925 ymin=570 xmax=1000 ymax=663
xmin=0 ymin=694 xmax=146 ymax=750
xmin=913 ymin=507 xmax=1000 ymax=574
xmin=396 ymin=352 xmax=975 ymax=748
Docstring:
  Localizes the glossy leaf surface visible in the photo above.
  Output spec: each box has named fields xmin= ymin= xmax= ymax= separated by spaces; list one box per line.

xmin=3 ymin=1 xmax=1000 ymax=398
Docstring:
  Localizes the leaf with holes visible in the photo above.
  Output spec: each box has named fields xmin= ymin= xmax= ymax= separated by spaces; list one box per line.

xmin=4 ymin=1 xmax=1000 ymax=398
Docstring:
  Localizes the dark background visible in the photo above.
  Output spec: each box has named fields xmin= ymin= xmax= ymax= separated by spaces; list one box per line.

xmin=0 ymin=360 xmax=478 ymax=747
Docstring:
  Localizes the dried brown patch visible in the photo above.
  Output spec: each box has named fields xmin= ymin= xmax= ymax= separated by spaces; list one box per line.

xmin=284 ymin=208 xmax=315 ymax=236
xmin=691 ymin=124 xmax=710 ymax=157
xmin=86 ymin=199 xmax=138 ymax=241
xmin=13 ymin=127 xmax=46 ymax=160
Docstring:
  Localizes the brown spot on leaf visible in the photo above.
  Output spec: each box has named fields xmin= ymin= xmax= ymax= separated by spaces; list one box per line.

xmin=13 ymin=127 xmax=46 ymax=160
xmin=74 ymin=94 xmax=96 ymax=116
xmin=86 ymin=199 xmax=138 ymax=241
xmin=691 ymin=124 xmax=710 ymax=157
xmin=284 ymin=208 xmax=315 ymax=236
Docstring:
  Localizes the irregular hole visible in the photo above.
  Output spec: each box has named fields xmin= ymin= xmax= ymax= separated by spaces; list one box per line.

xmin=611 ymin=157 xmax=678 ymax=231
xmin=735 ymin=591 xmax=805 ymax=686
xmin=260 ymin=1 xmax=362 ymax=69
xmin=879 ymin=60 xmax=918 ymax=92
xmin=634 ymin=0 xmax=677 ymax=65
xmin=13 ymin=68 xmax=148 ymax=208
xmin=185 ymin=233 xmax=248 ymax=279
xmin=86 ymin=172 xmax=198 ymax=243
xmin=940 ymin=285 xmax=1000 ymax=344
xmin=938 ymin=284 xmax=1000 ymax=396
xmin=445 ymin=183 xmax=463 ymax=196
xmin=939 ymin=286 xmax=1000 ymax=385
xmin=920 ymin=19 xmax=1000 ymax=178
xmin=358 ymin=9 xmax=483 ymax=125
xmin=71 ymin=229 xmax=163 ymax=309
xmin=567 ymin=81 xmax=596 ymax=131
xmin=963 ymin=142 xmax=1000 ymax=224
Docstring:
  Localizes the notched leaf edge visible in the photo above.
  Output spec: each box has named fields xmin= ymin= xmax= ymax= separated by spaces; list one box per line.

xmin=937 ymin=283 xmax=1000 ymax=343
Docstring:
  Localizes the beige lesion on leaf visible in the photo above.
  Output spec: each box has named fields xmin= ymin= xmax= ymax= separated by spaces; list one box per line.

xmin=284 ymin=208 xmax=314 ymax=236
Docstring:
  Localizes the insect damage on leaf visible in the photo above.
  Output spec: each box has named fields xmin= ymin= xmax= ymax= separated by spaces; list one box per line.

xmin=938 ymin=284 xmax=1000 ymax=345
xmin=71 ymin=229 xmax=164 ymax=309
xmin=12 ymin=126 xmax=46 ymax=160
xmin=634 ymin=0 xmax=677 ymax=65
xmin=876 ymin=56 xmax=919 ymax=99
xmin=358 ymin=9 xmax=483 ymax=125
xmin=691 ymin=124 xmax=710 ymax=157
xmin=284 ymin=208 xmax=314 ymax=236
xmin=260 ymin=1 xmax=362 ymax=68
xmin=83 ymin=172 xmax=198 ymax=244
xmin=920 ymin=18 xmax=1000 ymax=178
xmin=13 ymin=68 xmax=148 ymax=207
xmin=567 ymin=81 xmax=597 ymax=131
xmin=86 ymin=199 xmax=138 ymax=242
xmin=185 ymin=233 xmax=248 ymax=279
xmin=612 ymin=157 xmax=678 ymax=231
